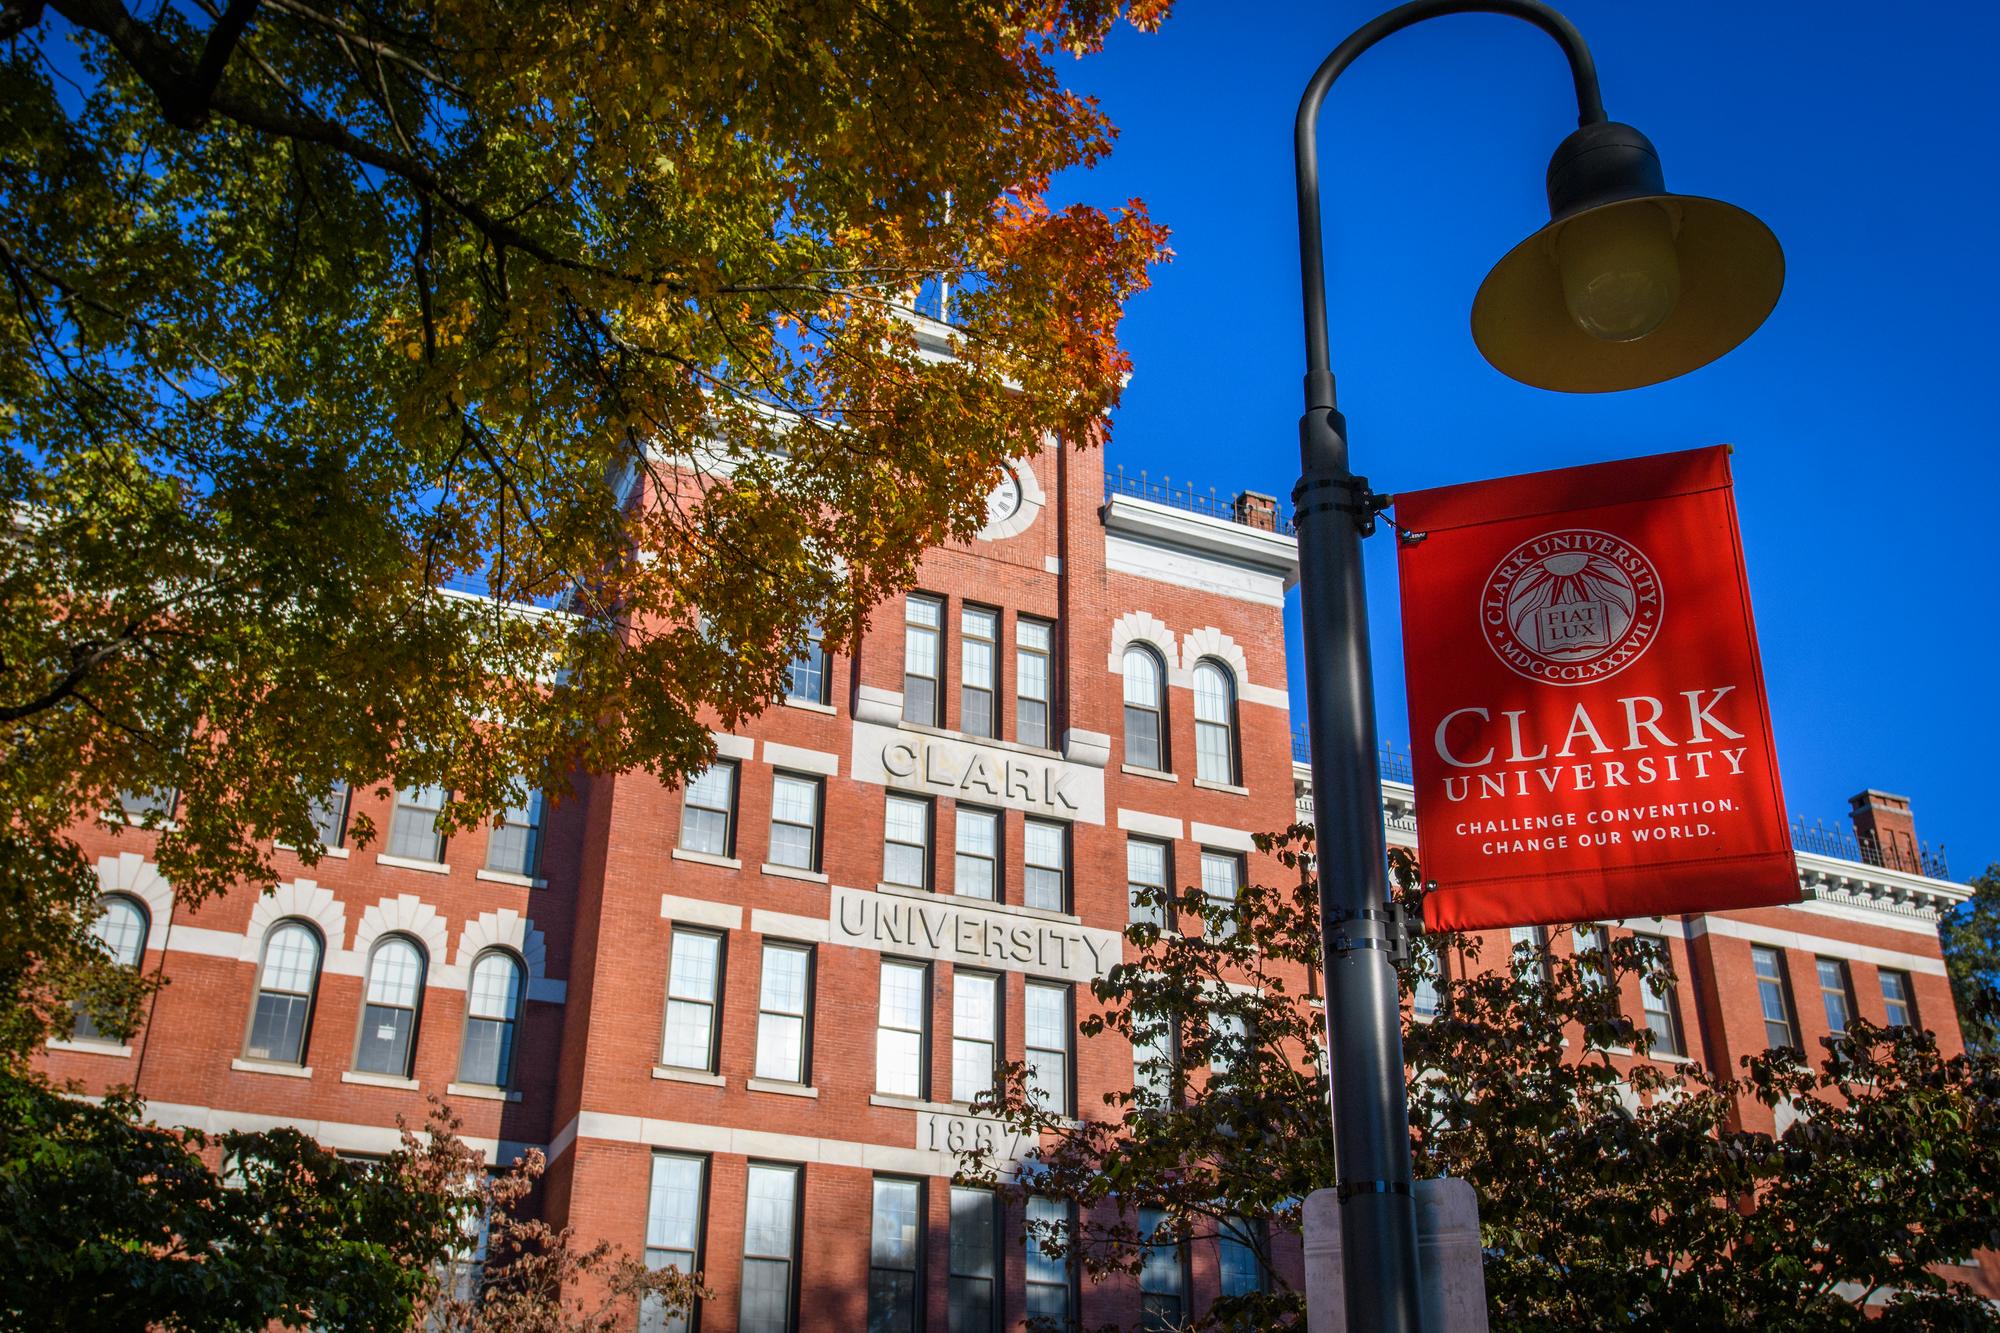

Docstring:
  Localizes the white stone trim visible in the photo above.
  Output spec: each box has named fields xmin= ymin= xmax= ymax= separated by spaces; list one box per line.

xmin=244 ymin=880 xmax=347 ymax=963
xmin=350 ymin=894 xmax=452 ymax=979
xmin=562 ymin=1109 xmax=1012 ymax=1180
xmin=763 ymin=741 xmax=839 ymax=776
xmin=453 ymin=909 xmax=564 ymax=1002
xmin=749 ymin=909 xmax=830 ymax=943
xmin=1190 ymin=822 xmax=1258 ymax=853
xmin=232 ymin=1057 xmax=313 ymax=1079
xmin=709 ymin=731 xmax=755 ymax=761
xmin=341 ymin=1070 xmax=420 ymax=1090
xmin=661 ymin=895 xmax=744 ymax=930
xmin=374 ymin=852 xmax=451 ymax=876
xmin=1117 ymin=809 xmax=1185 ymax=839
xmin=670 ymin=848 xmax=742 ymax=870
xmin=1181 ymin=627 xmax=1249 ymax=690
xmin=1043 ymin=556 xmax=1062 ymax=574
xmin=94 ymin=853 xmax=174 ymax=950
xmin=1107 ymin=611 xmax=1180 ymax=677
xmin=46 ymin=1037 xmax=131 ymax=1058
xmin=1687 ymin=915 xmax=1946 ymax=976
xmin=855 ymin=685 xmax=904 ymax=726
xmin=135 ymin=1099 xmax=506 ymax=1162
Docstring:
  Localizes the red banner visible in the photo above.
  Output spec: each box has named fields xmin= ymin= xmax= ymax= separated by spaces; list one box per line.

xmin=1394 ymin=445 xmax=1797 ymax=932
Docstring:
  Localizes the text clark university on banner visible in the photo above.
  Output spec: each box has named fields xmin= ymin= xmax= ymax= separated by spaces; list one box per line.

xmin=1394 ymin=445 xmax=1798 ymax=932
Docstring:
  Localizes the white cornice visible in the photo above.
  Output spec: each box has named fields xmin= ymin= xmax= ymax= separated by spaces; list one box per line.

xmin=1100 ymin=495 xmax=1299 ymax=589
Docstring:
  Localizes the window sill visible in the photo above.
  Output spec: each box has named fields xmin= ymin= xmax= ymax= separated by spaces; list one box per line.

xmin=781 ymin=697 xmax=837 ymax=716
xmin=877 ymin=881 xmax=1082 ymax=926
xmin=234 ymin=1057 xmax=313 ymax=1079
xmin=1193 ymin=778 xmax=1251 ymax=796
xmin=761 ymin=862 xmax=829 ymax=884
xmin=1120 ymin=765 xmax=1179 ymax=783
xmin=276 ymin=842 xmax=350 ymax=859
xmin=46 ymin=1037 xmax=132 ymax=1057
xmin=870 ymin=1093 xmax=955 ymax=1113
xmin=652 ymin=1066 xmax=726 ymax=1087
xmin=671 ymin=848 xmax=742 ymax=871
xmin=476 ymin=868 xmax=547 ymax=888
xmin=376 ymin=853 xmax=451 ymax=875
xmin=747 ymin=1079 xmax=819 ymax=1098
xmin=342 ymin=1070 xmax=420 ymax=1089
xmin=446 ymin=1082 xmax=522 ymax=1102
xmin=101 ymin=813 xmax=179 ymax=832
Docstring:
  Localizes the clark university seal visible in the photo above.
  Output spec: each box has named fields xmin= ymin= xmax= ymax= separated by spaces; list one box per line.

xmin=1481 ymin=528 xmax=1663 ymax=685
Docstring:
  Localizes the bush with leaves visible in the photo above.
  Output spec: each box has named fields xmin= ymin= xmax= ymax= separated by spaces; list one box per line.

xmin=957 ymin=829 xmax=2000 ymax=1331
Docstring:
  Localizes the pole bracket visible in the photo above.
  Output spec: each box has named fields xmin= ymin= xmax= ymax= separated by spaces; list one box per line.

xmin=1327 ymin=902 xmax=1420 ymax=966
xmin=1337 ymin=1178 xmax=1414 ymax=1201
xmin=1291 ymin=472 xmax=1392 ymax=536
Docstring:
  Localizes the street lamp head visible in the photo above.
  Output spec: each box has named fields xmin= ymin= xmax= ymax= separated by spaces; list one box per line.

xmin=1471 ymin=121 xmax=1783 ymax=393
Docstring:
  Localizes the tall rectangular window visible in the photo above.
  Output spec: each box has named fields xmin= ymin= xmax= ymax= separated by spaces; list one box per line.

xmin=949 ymin=1187 xmax=999 ymax=1332
xmin=1635 ymin=934 xmax=1684 ymax=1056
xmin=485 ymin=790 xmax=543 ymax=877
xmin=1210 ymin=1007 xmax=1250 ymax=1074
xmin=1572 ymin=922 xmax=1612 ymax=1018
xmin=740 ymin=1163 xmax=800 ymax=1333
xmin=960 ymin=606 xmax=998 ymax=738
xmin=954 ymin=807 xmax=999 ymax=901
xmin=1127 ymin=837 xmax=1170 ymax=929
xmin=952 ymin=970 xmax=999 ymax=1104
xmin=1200 ymin=850 xmax=1243 ymax=941
xmin=387 ymin=785 xmax=448 ymax=862
xmin=1218 ymin=1217 xmax=1267 ymax=1299
xmin=661 ymin=929 xmax=723 ymax=1072
xmin=877 ymin=959 xmax=929 ymax=1098
xmin=1133 ymin=1011 xmax=1176 ymax=1109
xmin=903 ymin=594 xmax=943 ymax=726
xmin=1880 ymin=969 xmax=1917 ymax=1028
xmin=678 ymin=763 xmax=737 ymax=858
xmin=1510 ymin=923 xmax=1550 ymax=988
xmin=868 ymin=1177 xmax=923 ymax=1333
xmin=1139 ymin=1208 xmax=1186 ymax=1330
xmin=1752 ymin=946 xmax=1798 ymax=1050
xmin=1016 ymin=618 xmax=1053 ymax=749
xmin=755 ymin=943 xmax=812 ymax=1084
xmin=883 ymin=795 xmax=932 ymax=890
xmin=116 ymin=786 xmax=178 ymax=823
xmin=1412 ymin=967 xmax=1441 ymax=1022
xmin=1024 ymin=820 xmax=1068 ymax=913
xmin=1025 ymin=981 xmax=1071 ymax=1114
xmin=309 ymin=783 xmax=350 ymax=849
xmin=1024 ymin=1196 xmax=1073 ymax=1325
xmin=641 ymin=1153 xmax=706 ymax=1333
xmin=767 ymin=773 xmax=822 ymax=872
xmin=1817 ymin=956 xmax=1855 ymax=1036
xmin=786 ymin=620 xmax=828 ymax=706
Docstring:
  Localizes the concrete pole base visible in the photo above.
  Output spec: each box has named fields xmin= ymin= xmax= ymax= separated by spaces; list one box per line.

xmin=1305 ymin=1178 xmax=1489 ymax=1333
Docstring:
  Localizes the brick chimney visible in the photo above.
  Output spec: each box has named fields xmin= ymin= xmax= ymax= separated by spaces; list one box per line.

xmin=1848 ymin=789 xmax=1921 ymax=874
xmin=1233 ymin=490 xmax=1278 ymax=532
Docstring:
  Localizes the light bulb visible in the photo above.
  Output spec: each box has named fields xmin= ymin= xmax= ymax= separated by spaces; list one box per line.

xmin=1556 ymin=202 xmax=1682 ymax=342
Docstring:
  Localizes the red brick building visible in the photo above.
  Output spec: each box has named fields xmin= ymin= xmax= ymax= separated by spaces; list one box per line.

xmin=43 ymin=436 xmax=1977 ymax=1329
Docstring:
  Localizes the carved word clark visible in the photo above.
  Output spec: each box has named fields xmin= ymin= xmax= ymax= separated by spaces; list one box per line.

xmin=830 ymin=886 xmax=1120 ymax=985
xmin=882 ymin=737 xmax=1080 ymax=815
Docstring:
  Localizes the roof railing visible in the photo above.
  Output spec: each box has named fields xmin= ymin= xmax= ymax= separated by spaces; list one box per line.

xmin=1105 ymin=464 xmax=1298 ymax=537
xmin=1790 ymin=816 xmax=1949 ymax=880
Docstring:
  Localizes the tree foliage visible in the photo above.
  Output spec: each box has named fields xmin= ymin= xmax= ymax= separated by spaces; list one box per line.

xmin=0 ymin=1088 xmax=699 ymax=1331
xmin=0 ymin=0 xmax=1171 ymax=1053
xmin=1943 ymin=866 xmax=2000 ymax=1055
xmin=958 ymin=830 xmax=2000 ymax=1331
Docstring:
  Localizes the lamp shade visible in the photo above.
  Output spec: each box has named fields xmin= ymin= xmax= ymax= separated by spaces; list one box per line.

xmin=1471 ymin=122 xmax=1783 ymax=394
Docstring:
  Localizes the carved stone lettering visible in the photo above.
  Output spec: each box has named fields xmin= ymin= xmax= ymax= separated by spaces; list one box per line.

xmin=828 ymin=885 xmax=1121 ymax=984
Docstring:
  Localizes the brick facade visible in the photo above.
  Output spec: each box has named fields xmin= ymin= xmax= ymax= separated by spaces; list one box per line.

xmin=41 ymin=439 xmax=1983 ymax=1327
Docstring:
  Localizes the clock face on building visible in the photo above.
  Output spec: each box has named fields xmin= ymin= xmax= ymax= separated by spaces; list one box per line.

xmin=972 ymin=457 xmax=1043 ymax=542
xmin=985 ymin=468 xmax=1023 ymax=527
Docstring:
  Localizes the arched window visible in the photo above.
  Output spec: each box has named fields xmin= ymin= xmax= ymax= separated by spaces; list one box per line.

xmin=354 ymin=936 xmax=426 ymax=1078
xmin=246 ymin=921 xmax=322 ymax=1065
xmin=1192 ymin=660 xmax=1239 ymax=785
xmin=1123 ymin=645 xmax=1168 ymax=771
xmin=73 ymin=895 xmax=149 ymax=1041
xmin=459 ymin=951 xmax=524 ymax=1088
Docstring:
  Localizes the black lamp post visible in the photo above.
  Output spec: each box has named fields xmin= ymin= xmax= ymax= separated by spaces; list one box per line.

xmin=1289 ymin=3 xmax=1783 ymax=1329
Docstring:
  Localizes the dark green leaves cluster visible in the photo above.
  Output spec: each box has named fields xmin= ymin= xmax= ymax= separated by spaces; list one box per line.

xmin=958 ymin=830 xmax=2000 ymax=1331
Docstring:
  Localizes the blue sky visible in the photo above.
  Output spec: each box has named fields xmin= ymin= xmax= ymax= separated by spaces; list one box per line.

xmin=1052 ymin=0 xmax=1997 ymax=877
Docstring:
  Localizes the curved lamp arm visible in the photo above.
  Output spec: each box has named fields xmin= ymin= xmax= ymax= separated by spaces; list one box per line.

xmin=1297 ymin=0 xmax=1606 ymax=411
